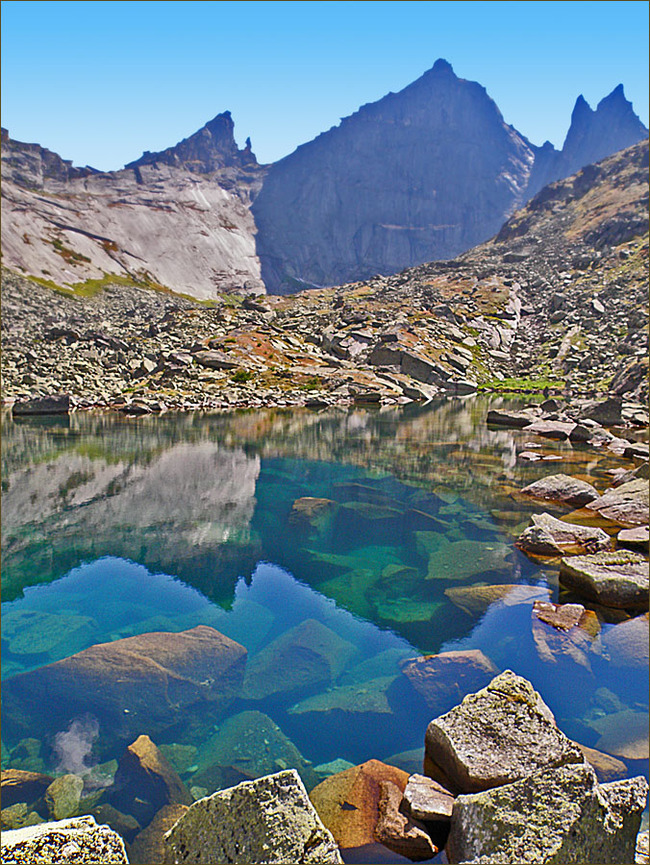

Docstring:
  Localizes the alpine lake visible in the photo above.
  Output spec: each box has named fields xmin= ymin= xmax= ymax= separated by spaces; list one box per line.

xmin=2 ymin=395 xmax=648 ymax=863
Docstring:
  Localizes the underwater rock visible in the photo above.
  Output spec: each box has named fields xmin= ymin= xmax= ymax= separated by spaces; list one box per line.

xmin=424 ymin=670 xmax=584 ymax=794
xmin=1 ymin=803 xmax=44 ymax=831
xmin=194 ymin=710 xmax=317 ymax=793
xmin=313 ymin=759 xmax=356 ymax=779
xmin=559 ymin=550 xmax=649 ymax=610
xmin=289 ymin=496 xmax=336 ymax=529
xmin=309 ymin=759 xmax=409 ymax=851
xmin=515 ymin=512 xmax=613 ymax=557
xmin=128 ymin=803 xmax=188 ymax=865
xmin=425 ymin=540 xmax=511 ymax=581
xmin=289 ymin=676 xmax=396 ymax=718
xmin=45 ymin=774 xmax=84 ymax=821
xmin=591 ymin=710 xmax=649 ymax=760
xmin=165 ymin=769 xmax=343 ymax=864
xmin=400 ymin=650 xmax=498 ymax=714
xmin=2 ymin=610 xmax=97 ymax=661
xmin=1 ymin=769 xmax=53 ymax=808
xmin=531 ymin=602 xmax=601 ymax=672
xmin=0 ymin=815 xmax=128 ymax=864
xmin=242 ymin=618 xmax=356 ymax=700
xmin=2 ymin=626 xmax=247 ymax=742
xmin=89 ymin=804 xmax=141 ymax=845
xmin=577 ymin=744 xmax=627 ymax=784
xmin=110 ymin=734 xmax=192 ymax=828
xmin=519 ymin=474 xmax=599 ymax=508
xmin=601 ymin=612 xmax=649 ymax=668
xmin=374 ymin=779 xmax=437 ymax=861
xmin=446 ymin=763 xmax=647 ymax=865
xmin=158 ymin=743 xmax=198 ymax=777
xmin=403 ymin=773 xmax=454 ymax=822
xmin=443 ymin=584 xmax=550 ymax=617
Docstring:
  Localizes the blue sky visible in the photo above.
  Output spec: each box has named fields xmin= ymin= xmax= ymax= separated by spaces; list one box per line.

xmin=1 ymin=1 xmax=648 ymax=171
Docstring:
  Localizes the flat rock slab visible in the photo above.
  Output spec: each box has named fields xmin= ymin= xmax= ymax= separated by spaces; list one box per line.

xmin=12 ymin=394 xmax=71 ymax=415
xmin=403 ymin=773 xmax=454 ymax=822
xmin=519 ymin=474 xmax=599 ymax=508
xmin=1 ymin=816 xmax=128 ymax=863
xmin=426 ymin=540 xmax=511 ymax=581
xmin=559 ymin=550 xmax=649 ymax=610
xmin=446 ymin=763 xmax=648 ymax=865
xmin=193 ymin=349 xmax=239 ymax=370
xmin=586 ymin=479 xmax=650 ymax=527
xmin=444 ymin=584 xmax=550 ymax=618
xmin=424 ymin=670 xmax=584 ymax=794
xmin=165 ymin=769 xmax=343 ymax=864
xmin=521 ymin=419 xmax=577 ymax=439
xmin=618 ymin=525 xmax=650 ymax=551
xmin=400 ymin=650 xmax=498 ymax=715
xmin=486 ymin=409 xmax=538 ymax=428
xmin=516 ymin=511 xmax=613 ymax=557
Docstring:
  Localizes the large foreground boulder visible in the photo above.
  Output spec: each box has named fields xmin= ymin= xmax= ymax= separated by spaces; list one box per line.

xmin=0 ymin=815 xmax=128 ymax=863
xmin=164 ymin=769 xmax=343 ymax=863
xmin=559 ymin=550 xmax=649 ymax=610
xmin=446 ymin=763 xmax=648 ymax=864
xmin=3 ymin=626 xmax=247 ymax=742
xmin=519 ymin=474 xmax=599 ymax=508
xmin=424 ymin=670 xmax=584 ymax=793
xmin=515 ymin=512 xmax=613 ymax=557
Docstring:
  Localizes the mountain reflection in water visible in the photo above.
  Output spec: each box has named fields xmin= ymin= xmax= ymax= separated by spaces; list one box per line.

xmin=1 ymin=398 xmax=647 ymax=860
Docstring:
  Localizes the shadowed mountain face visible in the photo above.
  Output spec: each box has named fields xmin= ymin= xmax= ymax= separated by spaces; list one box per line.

xmin=1 ymin=62 xmax=646 ymax=298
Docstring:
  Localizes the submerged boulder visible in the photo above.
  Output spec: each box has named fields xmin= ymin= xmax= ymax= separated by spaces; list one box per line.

xmin=3 ymin=626 xmax=247 ymax=742
xmin=446 ymin=763 xmax=647 ymax=865
xmin=0 ymin=815 xmax=128 ymax=864
xmin=1 ymin=769 xmax=53 ymax=809
xmin=242 ymin=618 xmax=356 ymax=700
xmin=559 ymin=550 xmax=649 ymax=610
xmin=400 ymin=650 xmax=498 ymax=714
xmin=424 ymin=670 xmax=584 ymax=794
xmin=164 ymin=769 xmax=343 ymax=863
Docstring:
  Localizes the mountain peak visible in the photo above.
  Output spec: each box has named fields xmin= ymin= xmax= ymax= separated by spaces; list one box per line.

xmin=430 ymin=58 xmax=455 ymax=76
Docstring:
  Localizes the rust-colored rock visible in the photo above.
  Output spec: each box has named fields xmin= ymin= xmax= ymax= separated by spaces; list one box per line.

xmin=110 ymin=735 xmax=192 ymax=827
xmin=374 ymin=780 xmax=437 ymax=861
xmin=3 ymin=626 xmax=247 ymax=742
xmin=309 ymin=759 xmax=409 ymax=850
xmin=0 ymin=769 xmax=53 ymax=808
xmin=128 ymin=803 xmax=188 ymax=865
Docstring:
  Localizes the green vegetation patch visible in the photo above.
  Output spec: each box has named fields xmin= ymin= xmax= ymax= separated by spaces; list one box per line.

xmin=479 ymin=375 xmax=565 ymax=394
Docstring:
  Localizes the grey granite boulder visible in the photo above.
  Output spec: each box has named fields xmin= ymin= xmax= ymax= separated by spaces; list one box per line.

xmin=446 ymin=763 xmax=647 ymax=864
xmin=519 ymin=474 xmax=599 ymax=507
xmin=424 ymin=670 xmax=584 ymax=794
xmin=515 ymin=511 xmax=613 ymax=556
xmin=559 ymin=550 xmax=649 ymax=609
xmin=12 ymin=394 xmax=71 ymax=415
xmin=164 ymin=769 xmax=343 ymax=863
xmin=0 ymin=815 xmax=128 ymax=863
xmin=586 ymin=478 xmax=650 ymax=527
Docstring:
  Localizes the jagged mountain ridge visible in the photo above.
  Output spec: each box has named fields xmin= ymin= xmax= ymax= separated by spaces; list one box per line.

xmin=1 ymin=60 xmax=647 ymax=298
xmin=2 ymin=140 xmax=647 ymax=412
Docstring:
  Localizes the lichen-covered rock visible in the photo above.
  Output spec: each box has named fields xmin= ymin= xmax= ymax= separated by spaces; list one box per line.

xmin=559 ymin=550 xmax=649 ymax=609
xmin=242 ymin=618 xmax=356 ymax=700
xmin=164 ymin=769 xmax=343 ymax=863
xmin=586 ymin=478 xmax=650 ymax=527
xmin=424 ymin=670 xmax=584 ymax=794
xmin=515 ymin=511 xmax=613 ymax=556
xmin=400 ymin=650 xmax=498 ymax=714
xmin=0 ymin=815 xmax=128 ymax=863
xmin=374 ymin=780 xmax=437 ymax=861
xmin=45 ymin=774 xmax=84 ymax=821
xmin=446 ymin=764 xmax=647 ymax=864
xmin=519 ymin=473 xmax=599 ymax=507
xmin=128 ymin=803 xmax=188 ymax=865
xmin=309 ymin=759 xmax=409 ymax=851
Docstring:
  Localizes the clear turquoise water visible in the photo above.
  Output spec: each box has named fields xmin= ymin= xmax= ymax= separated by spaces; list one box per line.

xmin=2 ymin=399 xmax=647 ymax=861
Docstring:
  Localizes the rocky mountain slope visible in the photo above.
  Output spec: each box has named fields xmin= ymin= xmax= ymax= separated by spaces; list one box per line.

xmin=253 ymin=62 xmax=647 ymax=293
xmin=2 ymin=140 xmax=647 ymax=413
xmin=0 ymin=115 xmax=265 ymax=299
xmin=1 ymin=62 xmax=646 ymax=298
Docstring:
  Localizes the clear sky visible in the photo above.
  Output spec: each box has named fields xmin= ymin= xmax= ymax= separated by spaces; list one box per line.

xmin=1 ymin=0 xmax=648 ymax=171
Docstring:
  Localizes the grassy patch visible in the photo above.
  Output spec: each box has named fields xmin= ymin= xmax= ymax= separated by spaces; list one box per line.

xmin=479 ymin=375 xmax=565 ymax=393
